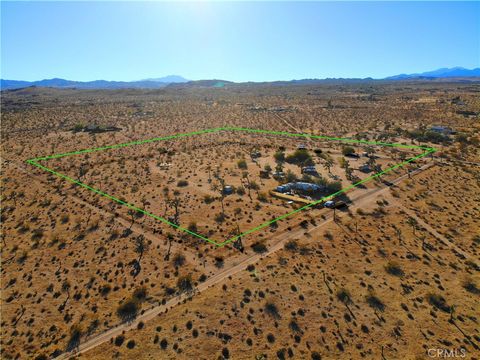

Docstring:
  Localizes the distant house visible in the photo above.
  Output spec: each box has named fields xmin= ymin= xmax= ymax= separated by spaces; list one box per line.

xmin=297 ymin=144 xmax=307 ymax=150
xmin=158 ymin=163 xmax=171 ymax=170
xmin=273 ymin=171 xmax=286 ymax=180
xmin=275 ymin=182 xmax=321 ymax=194
xmin=430 ymin=126 xmax=456 ymax=135
xmin=222 ymin=186 xmax=234 ymax=195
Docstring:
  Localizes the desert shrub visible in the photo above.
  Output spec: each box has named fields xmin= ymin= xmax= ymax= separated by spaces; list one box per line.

xmin=289 ymin=319 xmax=301 ymax=333
xmin=365 ymin=293 xmax=385 ymax=312
xmin=337 ymin=288 xmax=352 ymax=304
xmin=274 ymin=151 xmax=285 ymax=162
xmin=214 ymin=256 xmax=224 ymax=268
xmin=173 ymin=253 xmax=186 ymax=267
xmin=285 ymin=240 xmax=298 ymax=252
xmin=326 ymin=181 xmax=342 ymax=193
xmin=427 ymin=293 xmax=451 ymax=312
xmin=114 ymin=335 xmax=125 ymax=346
xmin=237 ymin=159 xmax=248 ymax=169
xmin=465 ymin=260 xmax=480 ymax=271
xmin=116 ymin=298 xmax=140 ymax=322
xmin=17 ymin=250 xmax=28 ymax=264
xmin=385 ymin=261 xmax=404 ymax=277
xmin=222 ymin=347 xmax=230 ymax=359
xmin=236 ymin=186 xmax=245 ymax=195
xmin=187 ymin=222 xmax=197 ymax=232
xmin=342 ymin=146 xmax=355 ymax=156
xmin=66 ymin=324 xmax=82 ymax=351
xmin=204 ymin=195 xmax=215 ymax=204
xmin=285 ymin=170 xmax=298 ymax=183
xmin=214 ymin=213 xmax=225 ymax=223
xmin=126 ymin=340 xmax=135 ymax=349
xmin=462 ymin=278 xmax=480 ymax=294
xmin=31 ymin=228 xmax=44 ymax=240
xmin=160 ymin=338 xmax=168 ymax=349
xmin=257 ymin=192 xmax=268 ymax=202
xmin=177 ymin=275 xmax=193 ymax=293
xmin=177 ymin=180 xmax=188 ymax=187
xmin=265 ymin=301 xmax=281 ymax=319
xmin=251 ymin=242 xmax=267 ymax=254
xmin=100 ymin=284 xmax=111 ymax=296
xmin=133 ymin=286 xmax=148 ymax=301
xmin=267 ymin=333 xmax=275 ymax=343
xmin=286 ymin=149 xmax=312 ymax=165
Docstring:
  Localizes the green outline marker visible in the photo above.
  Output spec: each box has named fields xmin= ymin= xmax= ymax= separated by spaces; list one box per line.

xmin=26 ymin=127 xmax=435 ymax=247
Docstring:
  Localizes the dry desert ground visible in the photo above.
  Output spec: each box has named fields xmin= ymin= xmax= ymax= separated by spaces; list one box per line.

xmin=1 ymin=81 xmax=479 ymax=360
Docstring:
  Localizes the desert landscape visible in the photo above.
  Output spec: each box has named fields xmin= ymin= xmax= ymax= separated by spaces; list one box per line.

xmin=1 ymin=80 xmax=479 ymax=360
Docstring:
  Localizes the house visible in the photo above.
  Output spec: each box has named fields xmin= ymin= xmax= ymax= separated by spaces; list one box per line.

xmin=297 ymin=144 xmax=307 ymax=150
xmin=273 ymin=171 xmax=286 ymax=180
xmin=430 ymin=126 xmax=456 ymax=135
xmin=275 ymin=184 xmax=291 ymax=193
xmin=158 ymin=163 xmax=171 ymax=170
xmin=222 ymin=186 xmax=234 ymax=195
xmin=275 ymin=182 xmax=321 ymax=194
xmin=293 ymin=182 xmax=322 ymax=192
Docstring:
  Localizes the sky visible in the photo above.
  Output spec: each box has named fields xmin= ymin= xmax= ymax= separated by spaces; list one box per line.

xmin=1 ymin=1 xmax=479 ymax=82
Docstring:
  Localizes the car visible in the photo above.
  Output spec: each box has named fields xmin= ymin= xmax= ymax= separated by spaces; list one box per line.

xmin=324 ymin=200 xmax=335 ymax=208
xmin=324 ymin=200 xmax=347 ymax=209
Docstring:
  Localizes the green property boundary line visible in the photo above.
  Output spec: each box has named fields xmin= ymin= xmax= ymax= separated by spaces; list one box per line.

xmin=26 ymin=127 xmax=436 ymax=247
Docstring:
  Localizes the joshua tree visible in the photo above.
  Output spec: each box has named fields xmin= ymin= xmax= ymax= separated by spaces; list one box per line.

xmin=406 ymin=216 xmax=418 ymax=236
xmin=167 ymin=197 xmax=181 ymax=226
xmin=77 ymin=164 xmax=89 ymax=182
xmin=337 ymin=288 xmax=356 ymax=319
xmin=344 ymin=160 xmax=354 ymax=181
xmin=242 ymin=171 xmax=253 ymax=201
xmin=215 ymin=171 xmax=227 ymax=217
xmin=127 ymin=209 xmax=136 ymax=229
xmin=134 ymin=235 xmax=147 ymax=263
xmin=323 ymin=157 xmax=334 ymax=175
xmin=164 ymin=233 xmax=174 ymax=261
xmin=59 ymin=280 xmax=71 ymax=312
xmin=230 ymin=223 xmax=244 ymax=252
xmin=206 ymin=164 xmax=212 ymax=183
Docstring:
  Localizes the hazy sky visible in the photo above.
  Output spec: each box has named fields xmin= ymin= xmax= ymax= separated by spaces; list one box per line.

xmin=1 ymin=1 xmax=479 ymax=82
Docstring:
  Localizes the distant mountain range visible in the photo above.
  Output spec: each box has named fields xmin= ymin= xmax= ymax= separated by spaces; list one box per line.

xmin=385 ymin=67 xmax=480 ymax=80
xmin=0 ymin=75 xmax=189 ymax=90
xmin=1 ymin=68 xmax=479 ymax=90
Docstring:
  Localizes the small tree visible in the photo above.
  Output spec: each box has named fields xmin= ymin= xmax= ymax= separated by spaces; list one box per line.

xmin=116 ymin=298 xmax=140 ymax=322
xmin=66 ymin=324 xmax=82 ymax=351
xmin=342 ymin=146 xmax=355 ymax=156
xmin=237 ymin=159 xmax=248 ymax=169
